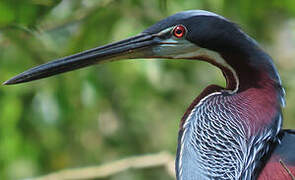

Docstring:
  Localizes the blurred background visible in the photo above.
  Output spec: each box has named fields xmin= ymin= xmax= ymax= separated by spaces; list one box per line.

xmin=1 ymin=0 xmax=295 ymax=179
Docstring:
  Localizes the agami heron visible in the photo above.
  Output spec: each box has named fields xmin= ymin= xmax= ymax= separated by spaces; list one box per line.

xmin=4 ymin=10 xmax=295 ymax=180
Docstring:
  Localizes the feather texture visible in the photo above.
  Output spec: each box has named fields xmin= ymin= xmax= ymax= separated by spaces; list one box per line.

xmin=177 ymin=84 xmax=282 ymax=180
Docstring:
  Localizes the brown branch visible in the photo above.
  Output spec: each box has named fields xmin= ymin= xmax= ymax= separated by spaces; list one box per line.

xmin=33 ymin=151 xmax=175 ymax=180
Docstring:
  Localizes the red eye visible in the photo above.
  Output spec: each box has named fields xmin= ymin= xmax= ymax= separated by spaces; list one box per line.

xmin=173 ymin=25 xmax=186 ymax=38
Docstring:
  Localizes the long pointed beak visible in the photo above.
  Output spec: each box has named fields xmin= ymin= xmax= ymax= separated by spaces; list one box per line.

xmin=3 ymin=33 xmax=159 ymax=85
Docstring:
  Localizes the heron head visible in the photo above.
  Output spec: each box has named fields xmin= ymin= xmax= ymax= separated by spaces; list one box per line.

xmin=4 ymin=10 xmax=248 ymax=87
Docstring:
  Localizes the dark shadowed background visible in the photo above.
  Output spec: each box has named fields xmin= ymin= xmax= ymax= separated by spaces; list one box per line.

xmin=1 ymin=0 xmax=295 ymax=179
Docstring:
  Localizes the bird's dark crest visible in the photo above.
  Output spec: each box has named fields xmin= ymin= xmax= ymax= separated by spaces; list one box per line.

xmin=3 ymin=10 xmax=292 ymax=180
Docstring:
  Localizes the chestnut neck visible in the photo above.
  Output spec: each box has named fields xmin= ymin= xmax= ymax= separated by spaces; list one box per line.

xmin=220 ymin=47 xmax=283 ymax=95
xmin=180 ymin=47 xmax=285 ymax=130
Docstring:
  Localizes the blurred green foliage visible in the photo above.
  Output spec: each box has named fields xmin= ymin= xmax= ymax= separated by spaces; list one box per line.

xmin=1 ymin=0 xmax=295 ymax=179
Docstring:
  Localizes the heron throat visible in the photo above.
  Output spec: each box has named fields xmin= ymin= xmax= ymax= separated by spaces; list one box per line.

xmin=176 ymin=46 xmax=285 ymax=180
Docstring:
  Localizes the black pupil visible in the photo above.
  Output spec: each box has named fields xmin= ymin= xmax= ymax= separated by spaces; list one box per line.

xmin=176 ymin=29 xmax=182 ymax=34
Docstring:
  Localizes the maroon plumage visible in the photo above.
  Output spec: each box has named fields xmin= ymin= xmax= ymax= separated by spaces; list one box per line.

xmin=4 ymin=10 xmax=294 ymax=180
xmin=259 ymin=130 xmax=295 ymax=180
